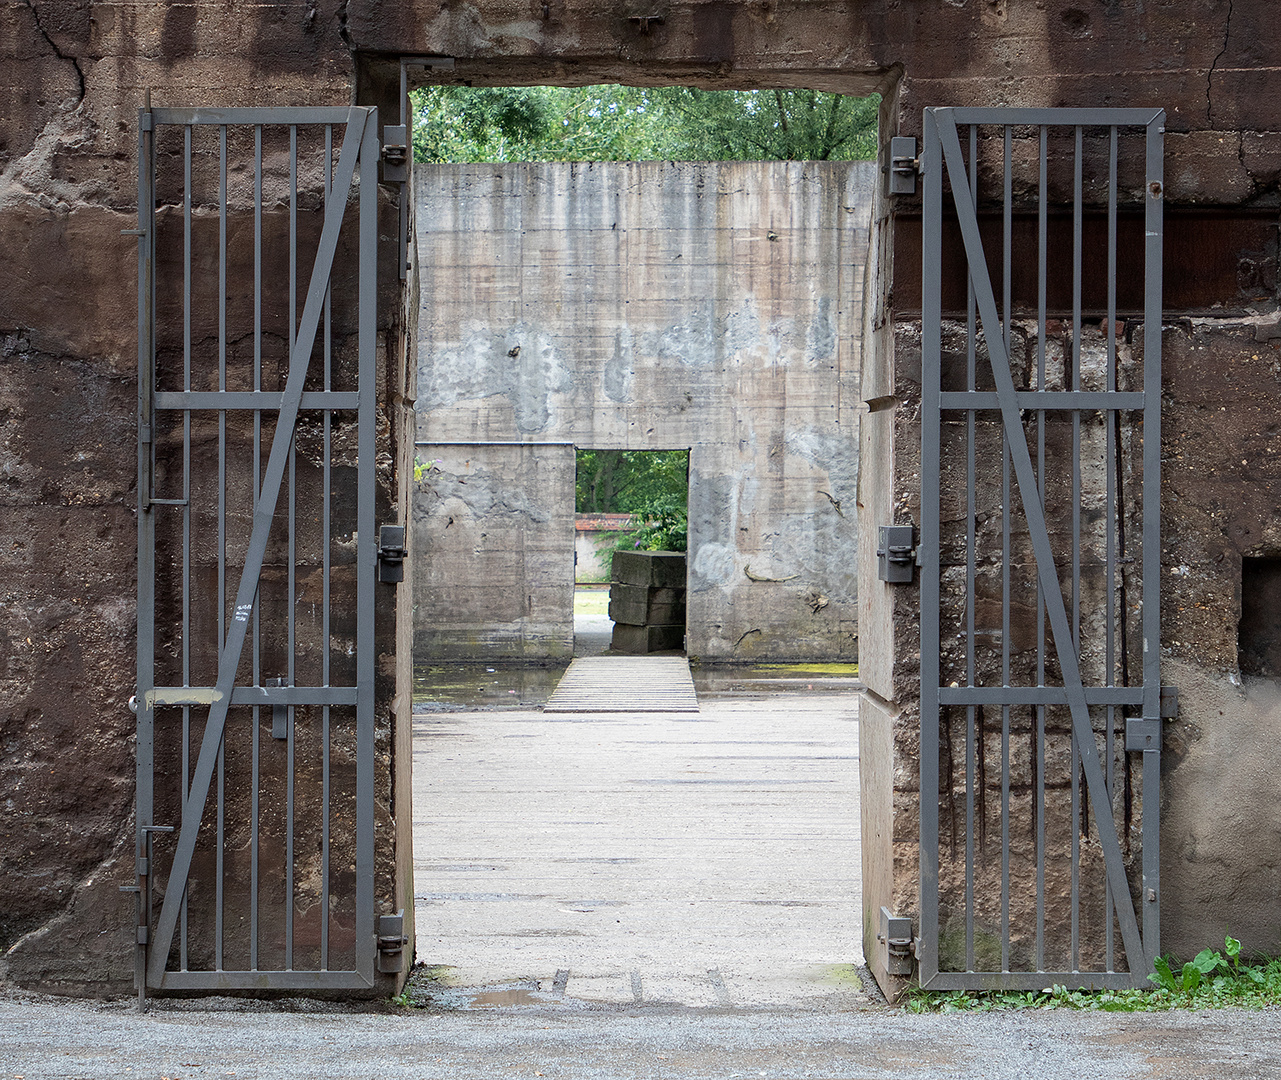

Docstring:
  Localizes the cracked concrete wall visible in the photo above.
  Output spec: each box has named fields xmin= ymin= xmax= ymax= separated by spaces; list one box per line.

xmin=5 ymin=0 xmax=1281 ymax=995
xmin=412 ymin=161 xmax=872 ymax=661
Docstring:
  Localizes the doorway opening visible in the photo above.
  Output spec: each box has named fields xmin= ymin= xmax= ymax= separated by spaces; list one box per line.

xmin=406 ymin=78 xmax=881 ymax=1006
xmin=574 ymin=447 xmax=689 ymax=657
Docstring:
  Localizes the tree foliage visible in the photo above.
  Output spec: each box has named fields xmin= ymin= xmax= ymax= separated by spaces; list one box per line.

xmin=576 ymin=450 xmax=690 ymax=553
xmin=575 ymin=449 xmax=688 ymax=515
xmin=413 ymin=85 xmax=878 ymax=164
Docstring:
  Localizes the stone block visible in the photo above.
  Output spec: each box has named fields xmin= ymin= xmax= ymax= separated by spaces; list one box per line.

xmin=610 ymin=622 xmax=686 ymax=654
xmin=610 ymin=550 xmax=687 ymax=589
xmin=608 ymin=584 xmax=687 ymax=626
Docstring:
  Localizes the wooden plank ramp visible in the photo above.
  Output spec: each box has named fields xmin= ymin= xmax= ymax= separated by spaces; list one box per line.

xmin=543 ymin=656 xmax=699 ymax=713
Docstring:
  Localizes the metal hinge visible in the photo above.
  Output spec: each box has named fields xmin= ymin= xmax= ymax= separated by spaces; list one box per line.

xmin=888 ymin=136 xmax=920 ymax=195
xmin=877 ymin=906 xmax=915 ymax=976
xmin=1124 ymin=686 xmax=1179 ymax=751
xmin=377 ymin=910 xmax=409 ymax=974
xmin=381 ymin=125 xmax=409 ymax=183
xmin=267 ymin=676 xmax=288 ymax=740
xmin=377 ymin=524 xmax=406 ymax=584
xmin=876 ymin=525 xmax=916 ymax=583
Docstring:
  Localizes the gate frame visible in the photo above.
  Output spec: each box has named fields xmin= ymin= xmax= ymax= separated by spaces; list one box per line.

xmin=917 ymin=106 xmax=1165 ymax=991
xmin=133 ymin=104 xmax=382 ymax=1003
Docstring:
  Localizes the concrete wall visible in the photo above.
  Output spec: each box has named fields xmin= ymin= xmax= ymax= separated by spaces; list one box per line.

xmin=413 ymin=161 xmax=872 ymax=661
xmin=575 ymin=515 xmax=630 ymax=583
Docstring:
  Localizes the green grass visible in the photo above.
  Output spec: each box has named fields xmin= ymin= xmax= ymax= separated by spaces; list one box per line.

xmin=904 ymin=938 xmax=1281 ymax=1013
xmin=753 ymin=662 xmax=860 ymax=676
xmin=573 ymin=589 xmax=610 ymax=617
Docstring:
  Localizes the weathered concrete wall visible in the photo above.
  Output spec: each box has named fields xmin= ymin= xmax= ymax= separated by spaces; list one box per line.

xmin=413 ymin=161 xmax=872 ymax=661
xmin=414 ymin=443 xmax=577 ymax=659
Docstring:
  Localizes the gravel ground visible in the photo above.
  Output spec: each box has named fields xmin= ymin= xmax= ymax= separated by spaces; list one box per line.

xmin=2 ymin=992 xmax=1280 ymax=1079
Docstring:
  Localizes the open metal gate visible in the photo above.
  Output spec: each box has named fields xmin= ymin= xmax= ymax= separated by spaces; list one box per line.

xmin=131 ymin=105 xmax=380 ymax=999
xmin=918 ymin=108 xmax=1165 ymax=989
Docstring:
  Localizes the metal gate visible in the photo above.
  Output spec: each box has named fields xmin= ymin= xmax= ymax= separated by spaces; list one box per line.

xmin=918 ymin=108 xmax=1165 ymax=989
xmin=131 ymin=105 xmax=380 ymax=998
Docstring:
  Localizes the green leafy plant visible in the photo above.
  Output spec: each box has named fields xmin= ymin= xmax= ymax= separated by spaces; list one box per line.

xmin=412 ymin=84 xmax=880 ymax=165
xmin=904 ymin=936 xmax=1281 ymax=1013
xmin=414 ymin=455 xmax=441 ymax=485
xmin=613 ymin=495 xmax=688 ymax=554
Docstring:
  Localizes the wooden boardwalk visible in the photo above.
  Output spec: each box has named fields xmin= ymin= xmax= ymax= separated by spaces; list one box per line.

xmin=543 ymin=655 xmax=699 ymax=713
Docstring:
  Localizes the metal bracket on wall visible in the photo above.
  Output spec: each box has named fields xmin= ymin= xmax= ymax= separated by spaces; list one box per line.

xmin=889 ymin=136 xmax=920 ymax=195
xmin=381 ymin=125 xmax=408 ymax=182
xmin=395 ymin=55 xmax=455 ymax=280
xmin=876 ymin=525 xmax=917 ymax=583
xmin=377 ymin=910 xmax=409 ymax=973
xmin=878 ymin=906 xmax=915 ymax=976
xmin=267 ymin=676 xmax=288 ymax=740
xmin=377 ymin=524 xmax=406 ymax=584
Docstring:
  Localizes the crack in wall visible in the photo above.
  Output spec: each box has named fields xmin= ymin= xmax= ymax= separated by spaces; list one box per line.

xmin=1206 ymin=0 xmax=1233 ymax=127
xmin=22 ymin=0 xmax=85 ymax=104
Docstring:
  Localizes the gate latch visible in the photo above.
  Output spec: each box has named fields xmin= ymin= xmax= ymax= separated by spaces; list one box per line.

xmin=377 ymin=910 xmax=409 ymax=973
xmin=888 ymin=136 xmax=919 ymax=195
xmin=876 ymin=525 xmax=916 ymax=583
xmin=377 ymin=525 xmax=406 ymax=584
xmin=267 ymin=676 xmax=288 ymax=740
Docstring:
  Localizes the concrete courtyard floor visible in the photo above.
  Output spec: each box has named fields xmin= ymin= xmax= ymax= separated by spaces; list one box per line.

xmin=410 ymin=690 xmax=865 ymax=1011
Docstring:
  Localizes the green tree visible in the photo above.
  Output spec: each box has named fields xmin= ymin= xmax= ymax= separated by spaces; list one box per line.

xmin=655 ymin=88 xmax=879 ymax=161
xmin=412 ymin=84 xmax=878 ymax=164
xmin=575 ymin=449 xmax=689 ymax=515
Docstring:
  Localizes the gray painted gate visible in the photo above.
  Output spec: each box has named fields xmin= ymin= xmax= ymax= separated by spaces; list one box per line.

xmin=132 ymin=106 xmax=380 ymax=1000
xmin=919 ymin=108 xmax=1165 ymax=989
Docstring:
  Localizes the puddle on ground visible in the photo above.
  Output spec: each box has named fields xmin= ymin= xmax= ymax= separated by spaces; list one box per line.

xmin=413 ymin=661 xmax=569 ymax=711
xmin=400 ymin=969 xmax=569 ymax=1011
xmin=412 ymin=660 xmax=861 ymax=711
xmin=692 ymin=662 xmax=861 ymax=698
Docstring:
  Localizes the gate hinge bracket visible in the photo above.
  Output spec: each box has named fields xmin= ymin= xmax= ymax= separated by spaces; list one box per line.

xmin=377 ymin=910 xmax=409 ymax=974
xmin=877 ymin=906 xmax=915 ymax=976
xmin=267 ymin=676 xmax=288 ymax=740
xmin=377 ymin=524 xmax=406 ymax=584
xmin=888 ymin=136 xmax=920 ymax=195
xmin=876 ymin=525 xmax=916 ymax=583
xmin=381 ymin=125 xmax=409 ymax=183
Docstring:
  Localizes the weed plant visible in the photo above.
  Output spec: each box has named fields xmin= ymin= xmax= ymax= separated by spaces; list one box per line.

xmin=904 ymin=937 xmax=1281 ymax=1013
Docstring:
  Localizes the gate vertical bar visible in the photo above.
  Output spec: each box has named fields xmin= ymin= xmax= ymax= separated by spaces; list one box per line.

xmin=964 ymin=122 xmax=977 ymax=974
xmin=321 ymin=122 xmax=333 ymax=972
xmin=1000 ymin=122 xmax=1012 ymax=974
xmin=355 ymin=108 xmax=379 ymax=982
xmin=918 ymin=106 xmax=944 ymax=987
xmin=134 ymin=97 xmax=156 ymax=1011
xmin=250 ymin=122 xmax=263 ymax=973
xmin=1069 ymin=124 xmax=1083 ymax=974
xmin=1034 ymin=123 xmax=1048 ymax=975
xmin=1141 ymin=114 xmax=1165 ymax=968
xmin=1104 ymin=123 xmax=1119 ymax=973
xmin=180 ymin=121 xmax=193 ymax=974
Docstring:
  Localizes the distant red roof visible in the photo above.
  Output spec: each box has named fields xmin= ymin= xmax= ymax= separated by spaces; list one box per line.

xmin=575 ymin=513 xmax=633 ymax=532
